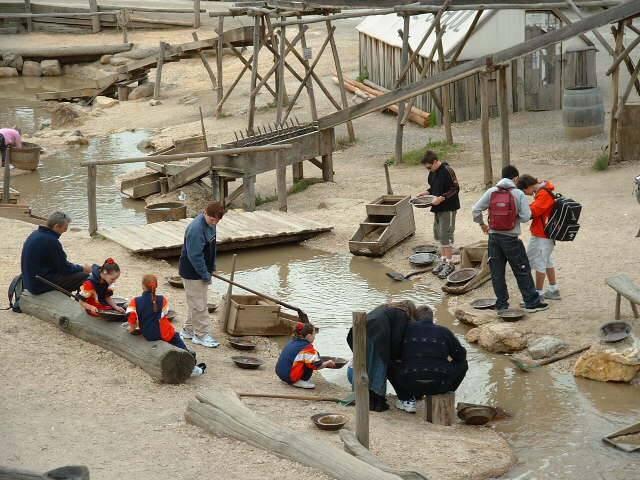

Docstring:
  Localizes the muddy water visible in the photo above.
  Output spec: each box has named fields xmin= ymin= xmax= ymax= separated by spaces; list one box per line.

xmin=213 ymin=247 xmax=640 ymax=480
xmin=0 ymin=78 xmax=148 ymax=227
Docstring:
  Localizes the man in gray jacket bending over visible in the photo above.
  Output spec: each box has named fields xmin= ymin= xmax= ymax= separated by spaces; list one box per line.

xmin=471 ymin=165 xmax=548 ymax=313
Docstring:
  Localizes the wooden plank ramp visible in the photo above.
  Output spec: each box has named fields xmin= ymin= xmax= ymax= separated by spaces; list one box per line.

xmin=98 ymin=210 xmax=333 ymax=258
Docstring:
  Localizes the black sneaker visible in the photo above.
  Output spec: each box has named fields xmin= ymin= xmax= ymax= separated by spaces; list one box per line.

xmin=432 ymin=262 xmax=446 ymax=275
xmin=438 ymin=263 xmax=455 ymax=279
xmin=524 ymin=302 xmax=549 ymax=313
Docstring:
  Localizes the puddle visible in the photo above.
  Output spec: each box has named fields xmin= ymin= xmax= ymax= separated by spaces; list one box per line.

xmin=212 ymin=246 xmax=640 ymax=479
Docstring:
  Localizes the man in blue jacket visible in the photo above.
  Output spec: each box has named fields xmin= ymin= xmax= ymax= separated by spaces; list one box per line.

xmin=21 ymin=211 xmax=91 ymax=294
xmin=179 ymin=201 xmax=224 ymax=348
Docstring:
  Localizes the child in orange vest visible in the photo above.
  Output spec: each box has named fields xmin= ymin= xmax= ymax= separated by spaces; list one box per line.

xmin=127 ymin=274 xmax=206 ymax=377
xmin=79 ymin=258 xmax=123 ymax=316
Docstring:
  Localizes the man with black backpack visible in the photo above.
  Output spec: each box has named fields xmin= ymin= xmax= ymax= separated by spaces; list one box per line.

xmin=471 ymin=166 xmax=548 ymax=313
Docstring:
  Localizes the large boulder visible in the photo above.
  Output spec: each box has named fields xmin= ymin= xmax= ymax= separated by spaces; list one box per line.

xmin=41 ymin=59 xmax=62 ymax=77
xmin=470 ymin=323 xmax=527 ymax=353
xmin=94 ymin=96 xmax=119 ymax=109
xmin=528 ymin=336 xmax=567 ymax=360
xmin=129 ymin=82 xmax=155 ymax=100
xmin=0 ymin=67 xmax=19 ymax=78
xmin=574 ymin=339 xmax=640 ymax=383
xmin=2 ymin=53 xmax=23 ymax=71
xmin=22 ymin=60 xmax=42 ymax=77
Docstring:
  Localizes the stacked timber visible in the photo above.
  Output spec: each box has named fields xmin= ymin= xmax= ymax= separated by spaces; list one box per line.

xmin=333 ymin=76 xmax=430 ymax=127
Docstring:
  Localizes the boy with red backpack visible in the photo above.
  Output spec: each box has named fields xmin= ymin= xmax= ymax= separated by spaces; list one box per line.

xmin=471 ymin=166 xmax=548 ymax=313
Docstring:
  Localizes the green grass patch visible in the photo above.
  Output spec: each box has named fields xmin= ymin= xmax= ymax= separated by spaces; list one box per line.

xmin=255 ymin=192 xmax=278 ymax=206
xmin=388 ymin=138 xmax=461 ymax=165
xmin=592 ymin=153 xmax=609 ymax=171
xmin=356 ymin=67 xmax=369 ymax=83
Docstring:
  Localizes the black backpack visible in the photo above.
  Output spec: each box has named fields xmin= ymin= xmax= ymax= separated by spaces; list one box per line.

xmin=544 ymin=193 xmax=581 ymax=242
xmin=7 ymin=274 xmax=23 ymax=313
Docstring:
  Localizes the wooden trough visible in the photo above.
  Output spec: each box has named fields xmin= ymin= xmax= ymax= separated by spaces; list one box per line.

xmin=20 ymin=291 xmax=196 ymax=384
xmin=224 ymin=294 xmax=298 ymax=336
xmin=349 ymin=195 xmax=415 ymax=257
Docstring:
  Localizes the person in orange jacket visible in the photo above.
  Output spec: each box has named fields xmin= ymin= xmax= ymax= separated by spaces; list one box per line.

xmin=517 ymin=174 xmax=560 ymax=300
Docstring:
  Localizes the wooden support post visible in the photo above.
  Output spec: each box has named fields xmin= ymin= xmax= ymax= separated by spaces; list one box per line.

xmin=292 ymin=161 xmax=304 ymax=182
xmin=353 ymin=311 xmax=369 ymax=449
xmin=419 ymin=392 xmax=455 ymax=426
xmin=88 ymin=0 xmax=100 ymax=33
xmin=87 ymin=164 xmax=97 ymax=235
xmin=193 ymin=31 xmax=218 ymax=92
xmin=25 ymin=0 xmax=32 ymax=32
xmin=3 ymin=148 xmax=10 ymax=205
xmin=384 ymin=162 xmax=393 ymax=195
xmin=326 ymin=19 xmax=355 ymax=143
xmin=216 ymin=16 xmax=224 ymax=118
xmin=615 ymin=292 xmax=621 ymax=320
xmin=321 ymin=153 xmax=333 ymax=182
xmin=154 ymin=41 xmax=166 ymax=100
xmin=395 ymin=15 xmax=410 ymax=164
xmin=193 ymin=0 xmax=200 ymax=29
xmin=243 ymin=155 xmax=256 ymax=211
xmin=497 ymin=66 xmax=510 ymax=168
xmin=480 ymin=72 xmax=493 ymax=187
xmin=276 ymin=153 xmax=287 ymax=212
xmin=609 ymin=24 xmax=624 ymax=165
xmin=276 ymin=20 xmax=287 ymax=125
xmin=221 ymin=254 xmax=237 ymax=329
xmin=298 ymin=16 xmax=318 ymax=120
xmin=119 ymin=9 xmax=129 ymax=44
xmin=436 ymin=18 xmax=453 ymax=145
xmin=117 ymin=85 xmax=130 ymax=101
xmin=248 ymin=14 xmax=262 ymax=135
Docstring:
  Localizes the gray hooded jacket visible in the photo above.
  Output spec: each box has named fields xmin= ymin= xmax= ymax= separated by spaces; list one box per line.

xmin=471 ymin=178 xmax=531 ymax=236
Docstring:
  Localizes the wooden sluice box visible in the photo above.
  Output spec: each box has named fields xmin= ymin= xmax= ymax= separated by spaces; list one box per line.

xmin=224 ymin=294 xmax=299 ymax=336
xmin=349 ymin=195 xmax=415 ymax=257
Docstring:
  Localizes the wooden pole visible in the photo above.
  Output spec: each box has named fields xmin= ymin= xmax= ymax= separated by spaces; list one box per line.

xmin=326 ymin=18 xmax=355 ymax=143
xmin=609 ymin=24 xmax=623 ymax=165
xmin=298 ymin=15 xmax=318 ymax=120
xmin=88 ymin=0 xmax=100 ymax=33
xmin=87 ymin=164 xmax=98 ymax=235
xmin=321 ymin=153 xmax=334 ymax=182
xmin=565 ymin=0 xmax=613 ymax=55
xmin=193 ymin=0 xmax=201 ymax=29
xmin=497 ymin=66 xmax=510 ymax=168
xmin=192 ymin=32 xmax=218 ymax=91
xmin=277 ymin=20 xmax=287 ymax=125
xmin=353 ymin=311 xmax=369 ymax=449
xmin=221 ymin=254 xmax=237 ymax=331
xmin=216 ymin=16 xmax=224 ymax=118
xmin=276 ymin=152 xmax=287 ymax=212
xmin=243 ymin=154 xmax=257 ymax=211
xmin=24 ymin=0 xmax=32 ymax=32
xmin=448 ymin=9 xmax=484 ymax=65
xmin=154 ymin=41 xmax=166 ymax=100
xmin=119 ymin=9 xmax=129 ymax=43
xmin=395 ymin=15 xmax=410 ymax=164
xmin=3 ymin=147 xmax=11 ymax=204
xmin=384 ymin=163 xmax=393 ymax=194
xmin=435 ymin=18 xmax=453 ymax=144
xmin=248 ymin=14 xmax=262 ymax=135
xmin=480 ymin=72 xmax=493 ymax=187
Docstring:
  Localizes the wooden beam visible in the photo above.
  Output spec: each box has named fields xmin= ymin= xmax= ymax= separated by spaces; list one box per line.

xmin=276 ymin=152 xmax=287 ymax=212
xmin=193 ymin=0 xmax=201 ymax=29
xmin=248 ymin=14 xmax=262 ymax=135
xmin=550 ymin=8 xmax=594 ymax=48
xmin=609 ymin=24 xmax=624 ymax=164
xmin=25 ymin=0 xmax=33 ymax=32
xmin=277 ymin=20 xmax=287 ymax=125
xmin=353 ymin=311 xmax=369 ymax=449
xmin=394 ymin=9 xmax=440 ymax=88
xmin=565 ymin=0 xmax=614 ymax=56
xmin=216 ymin=17 xmax=225 ymax=118
xmin=298 ymin=16 xmax=319 ymax=120
xmin=436 ymin=17 xmax=453 ymax=144
xmin=447 ymin=9 xmax=484 ymax=65
xmin=300 ymin=0 xmax=620 ymax=8
xmin=620 ymin=55 xmax=640 ymax=107
xmin=154 ymin=41 xmax=166 ymax=100
xmin=327 ymin=18 xmax=356 ymax=142
xmin=88 ymin=0 xmax=100 ymax=33
xmin=607 ymin=34 xmax=640 ymax=75
xmin=318 ymin=0 xmax=640 ymax=130
xmin=192 ymin=32 xmax=218 ymax=91
xmin=498 ymin=66 xmax=510 ymax=168
xmin=396 ymin=15 xmax=411 ymax=164
xmin=480 ymin=72 xmax=493 ymax=187
xmin=273 ymin=8 xmax=396 ymax=28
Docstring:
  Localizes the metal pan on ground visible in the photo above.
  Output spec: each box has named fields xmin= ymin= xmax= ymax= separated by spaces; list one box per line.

xmin=229 ymin=338 xmax=257 ymax=351
xmin=470 ymin=298 xmax=497 ymax=310
xmin=231 ymin=355 xmax=264 ymax=369
xmin=410 ymin=196 xmax=435 ymax=209
xmin=457 ymin=405 xmax=497 ymax=425
xmin=447 ymin=268 xmax=478 ymax=285
xmin=412 ymin=244 xmax=438 ymax=254
xmin=311 ymin=413 xmax=348 ymax=431
xmin=111 ymin=296 xmax=128 ymax=309
xmin=497 ymin=308 xmax=525 ymax=322
xmin=600 ymin=321 xmax=632 ymax=343
xmin=167 ymin=276 xmax=184 ymax=289
xmin=409 ymin=252 xmax=438 ymax=266
xmin=319 ymin=356 xmax=348 ymax=369
xmin=207 ymin=303 xmax=217 ymax=313
xmin=99 ymin=310 xmax=127 ymax=322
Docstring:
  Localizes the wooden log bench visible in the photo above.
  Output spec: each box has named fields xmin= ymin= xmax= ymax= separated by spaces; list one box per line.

xmin=417 ymin=392 xmax=456 ymax=426
xmin=20 ymin=291 xmax=195 ymax=384
xmin=606 ymin=273 xmax=640 ymax=320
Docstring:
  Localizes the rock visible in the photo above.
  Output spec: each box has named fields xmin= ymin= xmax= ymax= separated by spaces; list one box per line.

xmin=65 ymin=136 xmax=89 ymax=146
xmin=39 ymin=119 xmax=51 ymax=130
xmin=137 ymin=139 xmax=155 ymax=151
xmin=41 ymin=59 xmax=62 ymax=76
xmin=109 ymin=56 xmax=129 ymax=66
xmin=149 ymin=99 xmax=162 ymax=106
xmin=129 ymin=82 xmax=155 ymax=100
xmin=454 ymin=305 xmax=497 ymax=327
xmin=95 ymin=96 xmax=118 ymax=109
xmin=475 ymin=323 xmax=527 ymax=353
xmin=72 ymin=130 xmax=83 ymax=137
xmin=50 ymin=103 xmax=83 ymax=129
xmin=21 ymin=60 xmax=42 ymax=77
xmin=0 ymin=67 xmax=18 ymax=78
xmin=574 ymin=339 xmax=640 ymax=383
xmin=100 ymin=55 xmax=113 ymax=65
xmin=2 ymin=53 xmax=23 ymax=71
xmin=528 ymin=336 xmax=567 ymax=360
xmin=466 ymin=328 xmax=481 ymax=344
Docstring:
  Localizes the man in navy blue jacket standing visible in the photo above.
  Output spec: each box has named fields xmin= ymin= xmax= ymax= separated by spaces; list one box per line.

xmin=21 ymin=211 xmax=91 ymax=294
xmin=179 ymin=201 xmax=225 ymax=348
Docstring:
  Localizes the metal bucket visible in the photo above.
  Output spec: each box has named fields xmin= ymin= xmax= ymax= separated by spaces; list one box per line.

xmin=562 ymin=87 xmax=604 ymax=139
xmin=10 ymin=141 xmax=41 ymax=171
xmin=144 ymin=202 xmax=187 ymax=224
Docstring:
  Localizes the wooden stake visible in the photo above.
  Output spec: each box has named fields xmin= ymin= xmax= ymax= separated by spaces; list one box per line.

xmin=395 ymin=15 xmax=410 ymax=164
xmin=87 ymin=164 xmax=97 ymax=235
xmin=25 ymin=0 xmax=32 ymax=32
xmin=480 ymin=72 xmax=493 ymax=187
xmin=436 ymin=18 xmax=453 ymax=144
xmin=276 ymin=21 xmax=287 ymax=125
xmin=498 ymin=66 xmax=510 ymax=168
xmin=298 ymin=16 xmax=318 ymax=120
xmin=353 ymin=311 xmax=369 ymax=449
xmin=88 ymin=0 xmax=100 ymax=33
xmin=248 ymin=14 xmax=262 ymax=135
xmin=154 ymin=41 xmax=166 ymax=100
xmin=276 ymin=152 xmax=287 ymax=212
xmin=193 ymin=0 xmax=201 ymax=29
xmin=326 ymin=18 xmax=355 ymax=142
xmin=609 ymin=24 xmax=624 ymax=164
xmin=3 ymin=147 xmax=11 ymax=205
xmin=222 ymin=254 xmax=237 ymax=331
xmin=216 ymin=16 xmax=224 ymax=118
xmin=192 ymin=31 xmax=218 ymax=91
xmin=384 ymin=163 xmax=393 ymax=194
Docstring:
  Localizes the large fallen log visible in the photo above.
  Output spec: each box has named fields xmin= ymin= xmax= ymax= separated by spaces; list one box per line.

xmin=0 ymin=465 xmax=89 ymax=480
xmin=20 ymin=291 xmax=195 ymax=384
xmin=0 ymin=44 xmax=133 ymax=63
xmin=185 ymin=388 xmax=401 ymax=480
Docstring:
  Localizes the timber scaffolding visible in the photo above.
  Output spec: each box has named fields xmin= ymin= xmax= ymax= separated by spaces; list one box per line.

xmin=213 ymin=0 xmax=639 ymax=185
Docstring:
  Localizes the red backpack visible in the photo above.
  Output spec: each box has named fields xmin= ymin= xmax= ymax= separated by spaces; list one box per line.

xmin=489 ymin=187 xmax=518 ymax=231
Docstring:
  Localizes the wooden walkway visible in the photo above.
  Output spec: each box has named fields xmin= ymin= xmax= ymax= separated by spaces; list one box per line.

xmin=99 ymin=210 xmax=333 ymax=258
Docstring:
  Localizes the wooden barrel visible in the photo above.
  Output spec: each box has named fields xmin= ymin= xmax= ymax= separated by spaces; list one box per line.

xmin=144 ymin=202 xmax=187 ymax=224
xmin=10 ymin=142 xmax=41 ymax=171
xmin=562 ymin=87 xmax=604 ymax=139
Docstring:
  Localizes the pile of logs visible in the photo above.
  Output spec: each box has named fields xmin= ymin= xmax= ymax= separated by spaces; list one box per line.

xmin=333 ymin=76 xmax=430 ymax=128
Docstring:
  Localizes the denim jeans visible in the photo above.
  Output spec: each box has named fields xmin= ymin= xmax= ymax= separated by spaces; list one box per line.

xmin=488 ymin=233 xmax=540 ymax=310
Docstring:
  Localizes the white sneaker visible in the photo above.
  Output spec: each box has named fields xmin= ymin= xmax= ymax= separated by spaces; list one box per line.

xmin=192 ymin=334 xmax=219 ymax=348
xmin=395 ymin=398 xmax=417 ymax=413
xmin=180 ymin=328 xmax=194 ymax=340
xmin=191 ymin=365 xmax=204 ymax=377
xmin=543 ymin=289 xmax=561 ymax=300
xmin=292 ymin=380 xmax=315 ymax=389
